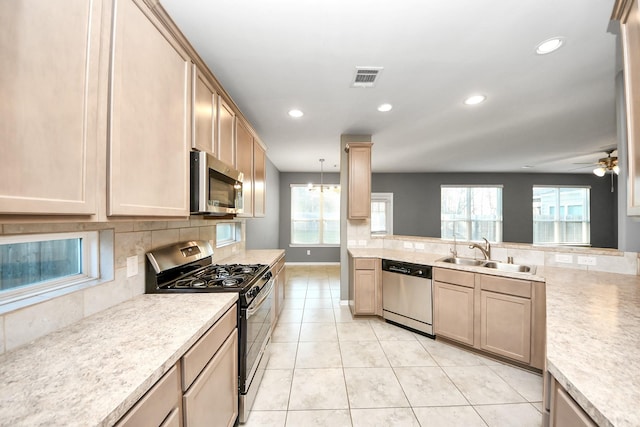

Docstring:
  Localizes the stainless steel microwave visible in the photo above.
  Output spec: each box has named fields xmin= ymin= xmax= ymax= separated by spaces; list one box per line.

xmin=190 ymin=151 xmax=243 ymax=215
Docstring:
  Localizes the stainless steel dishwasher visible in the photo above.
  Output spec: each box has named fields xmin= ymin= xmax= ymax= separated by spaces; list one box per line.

xmin=381 ymin=259 xmax=434 ymax=337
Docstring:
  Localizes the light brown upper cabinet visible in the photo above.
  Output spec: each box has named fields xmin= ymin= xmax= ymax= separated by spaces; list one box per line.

xmin=347 ymin=142 xmax=373 ymax=219
xmin=0 ymin=0 xmax=104 ymax=215
xmin=217 ymin=99 xmax=236 ymax=167
xmin=613 ymin=0 xmax=640 ymax=215
xmin=253 ymin=142 xmax=266 ymax=217
xmin=108 ymin=0 xmax=191 ymax=217
xmin=235 ymin=120 xmax=254 ymax=217
xmin=192 ymin=64 xmax=217 ymax=156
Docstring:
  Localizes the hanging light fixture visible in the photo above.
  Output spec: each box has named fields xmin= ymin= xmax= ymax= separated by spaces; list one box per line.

xmin=592 ymin=152 xmax=619 ymax=177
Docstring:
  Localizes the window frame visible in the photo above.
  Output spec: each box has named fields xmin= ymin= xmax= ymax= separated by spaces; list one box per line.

xmin=290 ymin=183 xmax=340 ymax=247
xmin=440 ymin=185 xmax=504 ymax=243
xmin=371 ymin=192 xmax=394 ymax=236
xmin=0 ymin=231 xmax=100 ymax=307
xmin=532 ymin=185 xmax=591 ymax=246
xmin=216 ymin=222 xmax=242 ymax=248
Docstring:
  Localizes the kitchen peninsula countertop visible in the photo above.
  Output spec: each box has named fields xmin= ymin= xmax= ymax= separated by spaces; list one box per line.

xmin=0 ymin=293 xmax=238 ymax=426
xmin=216 ymin=249 xmax=285 ymax=266
xmin=349 ymin=248 xmax=640 ymax=427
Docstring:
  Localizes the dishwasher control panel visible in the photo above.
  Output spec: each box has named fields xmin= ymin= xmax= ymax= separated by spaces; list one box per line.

xmin=382 ymin=259 xmax=432 ymax=279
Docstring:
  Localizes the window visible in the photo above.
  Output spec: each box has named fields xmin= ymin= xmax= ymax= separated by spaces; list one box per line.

xmin=441 ymin=186 xmax=503 ymax=242
xmin=0 ymin=232 xmax=99 ymax=305
xmin=533 ymin=186 xmax=590 ymax=245
xmin=371 ymin=193 xmax=393 ymax=235
xmin=291 ymin=184 xmax=340 ymax=245
xmin=216 ymin=222 xmax=241 ymax=247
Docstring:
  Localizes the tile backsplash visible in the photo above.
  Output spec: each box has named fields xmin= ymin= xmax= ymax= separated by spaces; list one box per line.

xmin=0 ymin=218 xmax=245 ymax=354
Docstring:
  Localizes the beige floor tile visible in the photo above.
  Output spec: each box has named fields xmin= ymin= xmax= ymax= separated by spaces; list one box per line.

xmin=272 ymin=322 xmax=301 ymax=342
xmin=268 ymin=342 xmax=298 ymax=369
xmin=279 ymin=309 xmax=304 ymax=323
xmin=252 ymin=369 xmax=293 ymax=410
xmin=282 ymin=298 xmax=305 ymax=309
xmin=295 ymin=341 xmax=342 ymax=368
xmin=443 ymin=366 xmax=526 ymax=405
xmin=379 ymin=340 xmax=438 ymax=367
xmin=394 ymin=366 xmax=468 ymax=406
xmin=285 ymin=410 xmax=351 ymax=427
xmin=489 ymin=364 xmax=543 ymax=402
xmin=339 ymin=341 xmax=390 ymax=368
xmin=350 ymin=408 xmax=420 ymax=427
xmin=343 ymin=367 xmax=409 ymax=408
xmin=306 ymin=289 xmax=333 ymax=299
xmin=245 ymin=410 xmax=287 ymax=427
xmin=302 ymin=308 xmax=335 ymax=323
xmin=336 ymin=322 xmax=378 ymax=341
xmin=418 ymin=339 xmax=486 ymax=366
xmin=473 ymin=403 xmax=543 ymax=427
xmin=531 ymin=401 xmax=544 ymax=413
xmin=333 ymin=306 xmax=364 ymax=323
xmin=304 ymin=298 xmax=334 ymax=309
xmin=299 ymin=323 xmax=338 ymax=342
xmin=288 ymin=368 xmax=349 ymax=410
xmin=286 ymin=289 xmax=307 ymax=298
xmin=369 ymin=320 xmax=418 ymax=341
xmin=413 ymin=406 xmax=488 ymax=427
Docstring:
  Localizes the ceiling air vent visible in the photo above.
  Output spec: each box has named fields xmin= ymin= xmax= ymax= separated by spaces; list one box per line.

xmin=351 ymin=66 xmax=384 ymax=88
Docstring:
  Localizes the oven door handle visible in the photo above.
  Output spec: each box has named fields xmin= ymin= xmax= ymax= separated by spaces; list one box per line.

xmin=246 ymin=278 xmax=274 ymax=319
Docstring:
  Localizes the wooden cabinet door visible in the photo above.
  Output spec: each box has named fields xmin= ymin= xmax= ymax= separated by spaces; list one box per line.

xmin=116 ymin=364 xmax=182 ymax=427
xmin=433 ymin=281 xmax=475 ymax=346
xmin=0 ymin=0 xmax=102 ymax=215
xmin=235 ymin=121 xmax=254 ymax=217
xmin=354 ymin=269 xmax=376 ymax=315
xmin=192 ymin=65 xmax=216 ymax=155
xmin=347 ymin=142 xmax=372 ymax=219
xmin=253 ymin=142 xmax=266 ymax=217
xmin=217 ymin=99 xmax=235 ymax=167
xmin=550 ymin=379 xmax=597 ymax=427
xmin=480 ymin=291 xmax=531 ymax=363
xmin=183 ymin=329 xmax=238 ymax=427
xmin=108 ymin=0 xmax=190 ymax=216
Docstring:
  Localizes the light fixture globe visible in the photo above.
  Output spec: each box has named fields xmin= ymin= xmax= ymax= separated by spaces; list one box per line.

xmin=593 ymin=167 xmax=606 ymax=177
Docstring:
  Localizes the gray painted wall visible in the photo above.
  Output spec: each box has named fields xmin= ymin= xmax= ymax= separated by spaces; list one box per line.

xmin=279 ymin=172 xmax=341 ymax=262
xmin=372 ymin=173 xmax=618 ymax=248
xmin=245 ymin=157 xmax=281 ymax=250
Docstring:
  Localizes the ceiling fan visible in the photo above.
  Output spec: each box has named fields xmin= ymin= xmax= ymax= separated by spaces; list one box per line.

xmin=592 ymin=150 xmax=620 ymax=177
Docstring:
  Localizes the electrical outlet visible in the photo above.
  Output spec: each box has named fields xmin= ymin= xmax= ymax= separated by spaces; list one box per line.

xmin=403 ymin=242 xmax=413 ymax=249
xmin=577 ymin=256 xmax=597 ymax=266
xmin=126 ymin=255 xmax=138 ymax=277
xmin=555 ymin=254 xmax=573 ymax=263
xmin=306 ymin=250 xmax=311 ymax=255
xmin=415 ymin=243 xmax=425 ymax=250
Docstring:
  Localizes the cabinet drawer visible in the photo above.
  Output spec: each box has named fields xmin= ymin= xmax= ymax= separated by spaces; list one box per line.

xmin=354 ymin=258 xmax=377 ymax=270
xmin=116 ymin=364 xmax=182 ymax=427
xmin=433 ymin=268 xmax=475 ymax=288
xmin=480 ymin=275 xmax=531 ymax=298
xmin=182 ymin=305 xmax=237 ymax=391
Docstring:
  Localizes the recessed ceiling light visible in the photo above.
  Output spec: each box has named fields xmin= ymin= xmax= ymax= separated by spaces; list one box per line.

xmin=463 ymin=95 xmax=486 ymax=106
xmin=377 ymin=103 xmax=393 ymax=112
xmin=288 ymin=109 xmax=304 ymax=118
xmin=536 ymin=37 xmax=564 ymax=55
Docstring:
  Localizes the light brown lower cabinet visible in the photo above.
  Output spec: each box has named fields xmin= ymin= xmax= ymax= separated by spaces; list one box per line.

xmin=433 ymin=267 xmax=544 ymax=369
xmin=480 ymin=290 xmax=531 ymax=364
xmin=545 ymin=373 xmax=597 ymax=427
xmin=433 ymin=281 xmax=475 ymax=346
xmin=349 ymin=257 xmax=381 ymax=316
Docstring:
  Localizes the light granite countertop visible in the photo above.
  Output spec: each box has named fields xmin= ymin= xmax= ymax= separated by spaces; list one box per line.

xmin=217 ymin=249 xmax=285 ymax=267
xmin=0 ymin=293 xmax=237 ymax=427
xmin=349 ymin=248 xmax=640 ymax=427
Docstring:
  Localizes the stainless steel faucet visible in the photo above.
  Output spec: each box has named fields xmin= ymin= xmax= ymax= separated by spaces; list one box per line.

xmin=469 ymin=237 xmax=491 ymax=260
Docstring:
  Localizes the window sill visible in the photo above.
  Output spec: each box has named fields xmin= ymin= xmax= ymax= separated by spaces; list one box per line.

xmin=289 ymin=244 xmax=340 ymax=248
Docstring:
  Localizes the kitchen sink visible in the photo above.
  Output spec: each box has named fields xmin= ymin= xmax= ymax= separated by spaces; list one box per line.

xmin=436 ymin=257 xmax=536 ymax=274
xmin=483 ymin=261 xmax=535 ymax=274
xmin=437 ymin=257 xmax=486 ymax=266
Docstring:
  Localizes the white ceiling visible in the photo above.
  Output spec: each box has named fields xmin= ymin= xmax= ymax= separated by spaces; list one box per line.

xmin=161 ymin=0 xmax=619 ymax=174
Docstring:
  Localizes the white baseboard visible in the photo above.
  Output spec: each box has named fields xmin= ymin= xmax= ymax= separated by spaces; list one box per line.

xmin=284 ymin=262 xmax=341 ymax=266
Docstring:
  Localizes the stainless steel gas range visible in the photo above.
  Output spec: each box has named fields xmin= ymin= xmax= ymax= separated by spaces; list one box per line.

xmin=145 ymin=241 xmax=273 ymax=424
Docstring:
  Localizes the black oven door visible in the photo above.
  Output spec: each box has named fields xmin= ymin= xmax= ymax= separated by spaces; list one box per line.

xmin=239 ymin=277 xmax=274 ymax=393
